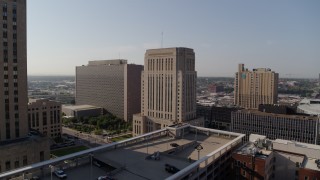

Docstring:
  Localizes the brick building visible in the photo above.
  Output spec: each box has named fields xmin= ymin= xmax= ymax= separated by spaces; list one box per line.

xmin=232 ymin=134 xmax=320 ymax=180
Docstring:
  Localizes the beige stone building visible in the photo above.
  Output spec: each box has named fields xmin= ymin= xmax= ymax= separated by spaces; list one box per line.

xmin=28 ymin=99 xmax=62 ymax=138
xmin=0 ymin=0 xmax=49 ymax=173
xmin=234 ymin=64 xmax=278 ymax=109
xmin=76 ymin=60 xmax=143 ymax=122
xmin=133 ymin=48 xmax=204 ymax=136
xmin=0 ymin=136 xmax=50 ymax=173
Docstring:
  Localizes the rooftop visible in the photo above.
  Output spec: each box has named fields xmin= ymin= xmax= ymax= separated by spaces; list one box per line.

xmin=234 ymin=134 xmax=273 ymax=159
xmin=87 ymin=59 xmax=127 ymax=66
xmin=236 ymin=109 xmax=318 ymax=120
xmin=62 ymin=104 xmax=102 ymax=111
xmin=235 ymin=134 xmax=320 ymax=171
xmin=0 ymin=124 xmax=244 ymax=180
xmin=297 ymin=99 xmax=320 ymax=115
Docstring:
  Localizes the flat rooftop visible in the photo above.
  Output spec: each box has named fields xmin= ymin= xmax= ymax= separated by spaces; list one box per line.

xmin=237 ymin=109 xmax=318 ymax=120
xmin=0 ymin=124 xmax=244 ymax=180
xmin=62 ymin=104 xmax=102 ymax=111
xmin=95 ymin=133 xmax=233 ymax=180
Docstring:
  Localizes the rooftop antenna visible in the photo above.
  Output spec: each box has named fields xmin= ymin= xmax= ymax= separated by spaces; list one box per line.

xmin=161 ymin=31 xmax=164 ymax=48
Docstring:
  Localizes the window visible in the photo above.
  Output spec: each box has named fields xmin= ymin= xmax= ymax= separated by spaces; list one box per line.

xmin=5 ymin=161 xmax=10 ymax=171
xmin=6 ymin=122 xmax=10 ymax=139
xmin=3 ymin=31 xmax=7 ymax=38
xmin=23 ymin=156 xmax=27 ymax=166
xmin=40 ymin=151 xmax=44 ymax=161
xmin=14 ymin=160 xmax=19 ymax=168
xmin=15 ymin=122 xmax=19 ymax=138
xmin=242 ymin=170 xmax=246 ymax=177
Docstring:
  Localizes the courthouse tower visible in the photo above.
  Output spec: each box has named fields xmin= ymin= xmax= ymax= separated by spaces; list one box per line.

xmin=133 ymin=47 xmax=203 ymax=136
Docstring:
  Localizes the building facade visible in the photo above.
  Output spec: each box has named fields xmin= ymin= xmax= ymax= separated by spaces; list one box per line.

xmin=231 ymin=109 xmax=320 ymax=144
xmin=196 ymin=104 xmax=239 ymax=131
xmin=0 ymin=0 xmax=49 ymax=173
xmin=28 ymin=99 xmax=62 ymax=138
xmin=234 ymin=64 xmax=278 ymax=109
xmin=76 ymin=60 xmax=143 ymax=122
xmin=133 ymin=48 xmax=203 ymax=136
xmin=0 ymin=0 xmax=28 ymax=141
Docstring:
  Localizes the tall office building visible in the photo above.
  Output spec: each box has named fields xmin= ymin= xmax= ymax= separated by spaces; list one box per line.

xmin=76 ymin=60 xmax=143 ymax=122
xmin=234 ymin=64 xmax=278 ymax=109
xmin=0 ymin=0 xmax=49 ymax=173
xmin=0 ymin=0 xmax=28 ymax=141
xmin=133 ymin=48 xmax=204 ymax=136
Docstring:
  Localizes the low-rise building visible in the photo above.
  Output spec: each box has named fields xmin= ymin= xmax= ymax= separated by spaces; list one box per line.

xmin=28 ymin=99 xmax=62 ymax=138
xmin=62 ymin=105 xmax=102 ymax=119
xmin=197 ymin=104 xmax=239 ymax=131
xmin=232 ymin=134 xmax=320 ymax=180
xmin=231 ymin=109 xmax=320 ymax=144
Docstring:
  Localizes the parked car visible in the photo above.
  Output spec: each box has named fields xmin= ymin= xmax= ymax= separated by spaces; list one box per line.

xmin=170 ymin=143 xmax=179 ymax=147
xmin=54 ymin=170 xmax=67 ymax=179
xmin=165 ymin=164 xmax=180 ymax=174
xmin=93 ymin=161 xmax=102 ymax=167
xmin=97 ymin=176 xmax=115 ymax=180
xmin=30 ymin=176 xmax=40 ymax=180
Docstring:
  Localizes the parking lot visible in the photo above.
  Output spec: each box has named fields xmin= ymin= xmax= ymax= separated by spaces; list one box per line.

xmin=41 ymin=164 xmax=108 ymax=180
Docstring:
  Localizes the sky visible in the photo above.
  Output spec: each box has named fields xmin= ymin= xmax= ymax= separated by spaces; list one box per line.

xmin=27 ymin=0 xmax=320 ymax=78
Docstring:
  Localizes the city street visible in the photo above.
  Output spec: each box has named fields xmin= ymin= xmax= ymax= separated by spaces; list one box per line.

xmin=62 ymin=127 xmax=108 ymax=148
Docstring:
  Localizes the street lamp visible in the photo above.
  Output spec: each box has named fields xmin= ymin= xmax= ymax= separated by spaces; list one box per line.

xmin=89 ymin=153 xmax=94 ymax=180
xmin=49 ymin=165 xmax=54 ymax=180
xmin=146 ymin=136 xmax=149 ymax=155
xmin=195 ymin=144 xmax=203 ymax=160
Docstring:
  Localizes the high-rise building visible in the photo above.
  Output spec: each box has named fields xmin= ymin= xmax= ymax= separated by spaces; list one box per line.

xmin=28 ymin=99 xmax=62 ymax=138
xmin=133 ymin=48 xmax=204 ymax=136
xmin=76 ymin=60 xmax=143 ymax=122
xmin=0 ymin=0 xmax=28 ymax=141
xmin=234 ymin=64 xmax=278 ymax=109
xmin=0 ymin=0 xmax=49 ymax=173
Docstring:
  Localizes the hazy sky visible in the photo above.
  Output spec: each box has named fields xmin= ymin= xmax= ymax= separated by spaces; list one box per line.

xmin=27 ymin=0 xmax=320 ymax=78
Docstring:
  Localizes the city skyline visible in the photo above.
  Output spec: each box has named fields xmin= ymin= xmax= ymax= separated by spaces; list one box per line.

xmin=27 ymin=0 xmax=320 ymax=78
